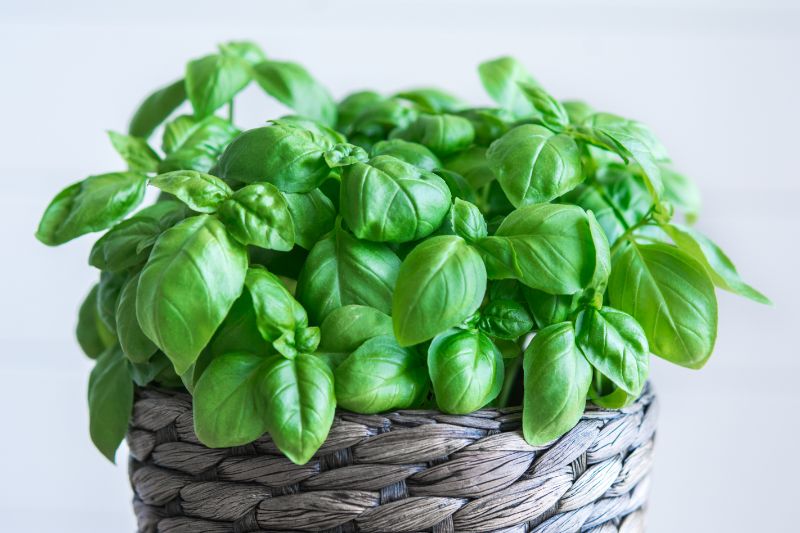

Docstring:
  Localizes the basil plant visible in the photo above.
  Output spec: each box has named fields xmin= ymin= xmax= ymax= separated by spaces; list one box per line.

xmin=37 ymin=43 xmax=768 ymax=465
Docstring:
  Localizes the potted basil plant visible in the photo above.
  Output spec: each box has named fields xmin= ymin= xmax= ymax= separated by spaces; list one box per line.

xmin=37 ymin=41 xmax=767 ymax=533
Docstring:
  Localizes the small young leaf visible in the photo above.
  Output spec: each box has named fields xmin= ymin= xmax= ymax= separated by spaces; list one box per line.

xmin=88 ymin=345 xmax=134 ymax=462
xmin=218 ymin=183 xmax=295 ymax=250
xmin=108 ymin=131 xmax=160 ymax=173
xmin=252 ymin=60 xmax=337 ymax=127
xmin=518 ymin=82 xmax=569 ymax=130
xmin=245 ymin=266 xmax=307 ymax=345
xmin=185 ymin=53 xmax=251 ymax=119
xmin=323 ymin=143 xmax=369 ymax=168
xmin=392 ymin=235 xmax=487 ymax=346
xmin=478 ymin=56 xmax=537 ymax=118
xmin=451 ymin=198 xmax=487 ymax=242
xmin=478 ymin=299 xmax=534 ymax=340
xmin=128 ymin=79 xmax=187 ymax=139
xmin=522 ymin=322 xmax=591 ymax=445
xmin=335 ymin=335 xmax=428 ymax=413
xmin=150 ymin=170 xmax=233 ymax=213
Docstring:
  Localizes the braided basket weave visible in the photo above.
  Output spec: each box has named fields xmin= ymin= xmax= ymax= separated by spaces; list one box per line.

xmin=127 ymin=384 xmax=657 ymax=533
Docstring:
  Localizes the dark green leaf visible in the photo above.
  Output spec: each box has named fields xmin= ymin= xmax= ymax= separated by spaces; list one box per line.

xmin=335 ymin=335 xmax=428 ymax=413
xmin=523 ymin=288 xmax=577 ymax=329
xmin=88 ymin=345 xmax=133 ymax=462
xmin=89 ymin=217 xmax=161 ymax=272
xmin=252 ymin=60 xmax=337 ymax=126
xmin=246 ymin=266 xmax=307 ymax=345
xmin=608 ymin=242 xmax=718 ymax=368
xmin=478 ymin=299 xmax=534 ymax=340
xmin=434 ymin=169 xmax=477 ymax=204
xmin=283 ymin=189 xmax=336 ymax=250
xmin=319 ymin=305 xmax=393 ymax=353
xmin=129 ymin=352 xmax=172 ymax=387
xmin=393 ymin=235 xmax=487 ymax=346
xmin=487 ymin=124 xmax=583 ymax=207
xmin=116 ymin=272 xmax=158 ymax=363
xmin=137 ymin=215 xmax=247 ymax=374
xmin=443 ymin=146 xmax=496 ymax=190
xmin=36 ymin=172 xmax=148 ymax=246
xmin=97 ymin=271 xmax=126 ymax=333
xmin=522 ymin=322 xmax=591 ymax=445
xmin=108 ymin=131 xmax=160 ymax=173
xmin=429 ymin=329 xmax=503 ymax=414
xmin=451 ymin=198 xmax=487 ymax=242
xmin=218 ymin=183 xmax=295 ymax=250
xmin=129 ymin=79 xmax=186 ymax=139
xmin=204 ymin=291 xmax=271 ymax=359
xmin=76 ymin=285 xmax=114 ymax=359
xmin=185 ymin=53 xmax=251 ymax=118
xmin=336 ymin=91 xmax=384 ymax=133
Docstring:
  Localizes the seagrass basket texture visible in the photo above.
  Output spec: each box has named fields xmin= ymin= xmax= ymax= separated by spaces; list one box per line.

xmin=128 ymin=384 xmax=657 ymax=533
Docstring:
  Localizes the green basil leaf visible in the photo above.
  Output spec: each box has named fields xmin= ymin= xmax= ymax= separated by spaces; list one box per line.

xmin=137 ymin=215 xmax=247 ymax=374
xmin=429 ymin=329 xmax=504 ymax=414
xmin=392 ymin=235 xmax=487 ymax=346
xmin=217 ymin=122 xmax=334 ymax=193
xmin=518 ymin=83 xmax=569 ymax=130
xmin=370 ymin=139 xmax=442 ymax=171
xmin=128 ymin=79 xmax=186 ymax=139
xmin=36 ymin=172 xmax=148 ymax=246
xmin=319 ymin=304 xmax=393 ymax=353
xmin=580 ymin=113 xmax=668 ymax=199
xmin=664 ymin=223 xmax=769 ymax=304
xmin=108 ymin=131 xmax=160 ymax=173
xmin=341 ymin=155 xmax=452 ymax=243
xmin=582 ymin=211 xmax=611 ymax=306
xmin=204 ymin=291 xmax=272 ymax=359
xmin=456 ymin=108 xmax=511 ymax=146
xmin=218 ymin=182 xmax=295 ymax=250
xmin=88 ymin=345 xmax=133 ymax=462
xmin=451 ymin=198 xmax=487 ymax=242
xmin=475 ymin=204 xmax=596 ymax=294
xmin=335 ymin=335 xmax=428 ymax=413
xmin=97 ymin=271 xmax=126 ymax=333
xmin=262 ymin=353 xmax=336 ymax=465
xmin=660 ymin=166 xmax=701 ymax=221
xmin=434 ymin=169 xmax=477 ymax=204
xmin=522 ymin=287 xmax=577 ymax=329
xmin=478 ymin=299 xmax=534 ymax=340
xmin=151 ymin=170 xmax=233 ymax=213
xmin=252 ymin=60 xmax=337 ymax=127
xmin=443 ymin=146 xmax=496 ymax=190
xmin=159 ymin=115 xmax=239 ymax=173
xmin=608 ymin=242 xmax=718 ymax=368
xmin=395 ymin=88 xmax=466 ymax=114
xmin=296 ymin=326 xmax=321 ymax=353
xmin=562 ymin=100 xmax=595 ymax=125
xmin=323 ymin=142 xmax=369 ymax=168
xmin=588 ymin=371 xmax=637 ymax=409
xmin=390 ymin=113 xmax=475 ymax=157
xmin=283 ymin=189 xmax=336 ymax=250
xmin=277 ymin=116 xmax=346 ymax=145
xmin=89 ymin=217 xmax=161 ymax=272
xmin=193 ymin=352 xmax=270 ymax=447
xmin=185 ymin=53 xmax=251 ymax=118
xmin=478 ymin=56 xmax=537 ymax=118
xmin=76 ymin=285 xmax=115 ymax=359
xmin=336 ymin=91 xmax=384 ymax=133
xmin=487 ymin=124 xmax=583 ymax=207
xmin=296 ymin=223 xmax=401 ymax=324
xmin=116 ymin=272 xmax=158 ymax=364
xmin=218 ymin=40 xmax=266 ymax=65
xmin=575 ymin=307 xmax=649 ymax=396
xmin=129 ymin=352 xmax=172 ymax=387
xmin=246 ymin=266 xmax=307 ymax=344
xmin=348 ymin=98 xmax=418 ymax=146
xmin=522 ymin=322 xmax=591 ymax=445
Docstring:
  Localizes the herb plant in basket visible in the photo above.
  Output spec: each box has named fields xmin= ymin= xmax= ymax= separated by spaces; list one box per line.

xmin=37 ymin=41 xmax=767 ymax=531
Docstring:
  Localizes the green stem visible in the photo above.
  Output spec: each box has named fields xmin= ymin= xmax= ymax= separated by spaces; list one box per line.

xmin=498 ymin=355 xmax=522 ymax=407
xmin=610 ymin=210 xmax=654 ymax=255
xmin=228 ymin=100 xmax=235 ymax=122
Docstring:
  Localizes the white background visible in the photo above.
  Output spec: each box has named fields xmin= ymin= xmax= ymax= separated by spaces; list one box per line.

xmin=1 ymin=1 xmax=798 ymax=531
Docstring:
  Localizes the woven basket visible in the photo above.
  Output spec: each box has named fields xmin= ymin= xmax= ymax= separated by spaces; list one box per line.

xmin=127 ymin=384 xmax=657 ymax=533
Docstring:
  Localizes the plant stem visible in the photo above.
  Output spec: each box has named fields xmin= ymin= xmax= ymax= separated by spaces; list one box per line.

xmin=228 ymin=100 xmax=235 ymax=122
xmin=498 ymin=355 xmax=522 ymax=407
xmin=610 ymin=210 xmax=653 ymax=255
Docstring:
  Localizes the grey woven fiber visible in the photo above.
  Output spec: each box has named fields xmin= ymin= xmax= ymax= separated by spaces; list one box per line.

xmin=128 ymin=384 xmax=657 ymax=533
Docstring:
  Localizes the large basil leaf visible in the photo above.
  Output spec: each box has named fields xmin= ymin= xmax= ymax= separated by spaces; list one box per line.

xmin=478 ymin=299 xmax=533 ymax=340
xmin=478 ymin=56 xmax=537 ymax=118
xmin=159 ymin=115 xmax=239 ymax=173
xmin=395 ymin=88 xmax=466 ymax=114
xmin=193 ymin=352 xmax=270 ymax=448
xmin=335 ymin=335 xmax=428 ymax=413
xmin=218 ymin=183 xmax=295 ymax=250
xmin=128 ymin=78 xmax=186 ymax=139
xmin=370 ymin=139 xmax=442 ymax=171
xmin=428 ymin=329 xmax=503 ymax=414
xmin=88 ymin=345 xmax=133 ymax=462
xmin=151 ymin=170 xmax=233 ymax=213
xmin=392 ymin=235 xmax=487 ymax=346
xmin=340 ymin=155 xmax=452 ymax=243
xmin=575 ymin=307 xmax=649 ymax=396
xmin=518 ymin=82 xmax=569 ymax=130
xmin=390 ymin=113 xmax=475 ymax=157
xmin=319 ymin=305 xmax=393 ymax=353
xmin=137 ymin=215 xmax=247 ymax=373
xmin=522 ymin=322 xmax=591 ymax=445
xmin=76 ymin=285 xmax=114 ymax=359
xmin=283 ymin=189 xmax=336 ymax=249
xmin=116 ymin=272 xmax=158 ymax=363
xmin=36 ymin=172 xmax=148 ymax=246
xmin=185 ymin=53 xmax=251 ymax=118
xmin=262 ymin=353 xmax=336 ymax=465
xmin=664 ymin=224 xmax=769 ymax=304
xmin=487 ymin=124 xmax=583 ymax=207
xmin=245 ymin=266 xmax=307 ymax=343
xmin=580 ymin=113 xmax=668 ymax=199
xmin=107 ymin=131 xmax=160 ymax=173
xmin=252 ymin=60 xmax=337 ymax=127
xmin=608 ymin=242 xmax=718 ymax=368
xmin=523 ymin=288 xmax=577 ymax=329
xmin=217 ymin=122 xmax=334 ymax=193
xmin=296 ymin=223 xmax=401 ymax=324
xmin=475 ymin=204 xmax=596 ymax=294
